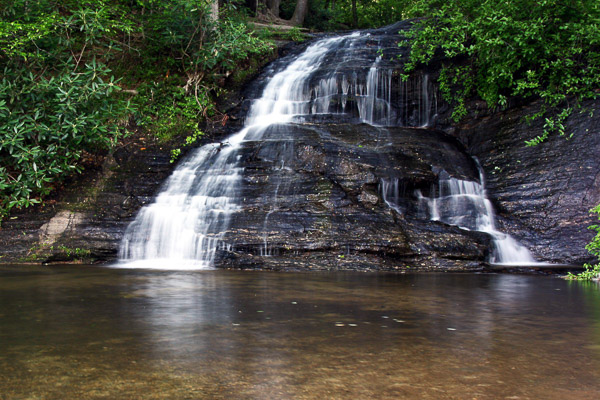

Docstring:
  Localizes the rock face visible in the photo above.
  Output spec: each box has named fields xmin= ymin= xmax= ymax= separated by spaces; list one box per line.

xmin=0 ymin=22 xmax=597 ymax=269
xmin=456 ymin=100 xmax=600 ymax=265
xmin=218 ymin=123 xmax=489 ymax=270
xmin=0 ymin=137 xmax=178 ymax=263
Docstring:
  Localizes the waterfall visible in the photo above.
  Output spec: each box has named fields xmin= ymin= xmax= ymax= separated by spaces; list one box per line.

xmin=419 ymin=73 xmax=438 ymax=127
xmin=309 ymin=55 xmax=396 ymax=125
xmin=118 ymin=34 xmax=357 ymax=268
xmin=306 ymin=45 xmax=436 ymax=126
xmin=117 ymin=28 xmax=460 ymax=269
xmin=380 ymin=178 xmax=403 ymax=214
xmin=396 ymin=73 xmax=439 ymax=127
xmin=357 ymin=56 xmax=394 ymax=125
xmin=416 ymin=168 xmax=538 ymax=265
xmin=118 ymin=141 xmax=241 ymax=269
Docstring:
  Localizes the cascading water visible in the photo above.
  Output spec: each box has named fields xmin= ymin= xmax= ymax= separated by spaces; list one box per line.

xmin=380 ymin=178 xmax=404 ymax=214
xmin=357 ymin=56 xmax=393 ymax=125
xmin=119 ymin=33 xmax=365 ymax=268
xmin=305 ymin=38 xmax=436 ymax=126
xmin=118 ymin=141 xmax=240 ymax=269
xmin=418 ymin=73 xmax=437 ymax=127
xmin=119 ymin=25 xmax=513 ymax=270
xmin=415 ymin=168 xmax=538 ymax=265
xmin=309 ymin=56 xmax=396 ymax=125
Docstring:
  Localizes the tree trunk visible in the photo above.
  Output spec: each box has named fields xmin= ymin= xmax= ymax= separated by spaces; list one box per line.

xmin=210 ymin=0 xmax=219 ymax=22
xmin=290 ymin=0 xmax=309 ymax=26
xmin=267 ymin=0 xmax=281 ymax=18
xmin=351 ymin=0 xmax=357 ymax=28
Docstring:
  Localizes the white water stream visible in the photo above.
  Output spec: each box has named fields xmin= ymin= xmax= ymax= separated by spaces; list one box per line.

xmin=414 ymin=168 xmax=538 ymax=265
xmin=120 ymin=29 xmax=536 ymax=269
xmin=119 ymin=34 xmax=356 ymax=268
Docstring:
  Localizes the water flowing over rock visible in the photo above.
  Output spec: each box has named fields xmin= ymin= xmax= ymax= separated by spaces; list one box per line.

xmin=117 ymin=22 xmax=498 ymax=270
xmin=218 ymin=123 xmax=491 ymax=270
xmin=0 ymin=21 xmax=597 ymax=269
xmin=120 ymin=34 xmax=367 ymax=268
xmin=416 ymin=168 xmax=537 ymax=265
xmin=116 ymin=23 xmax=492 ymax=270
xmin=455 ymin=99 xmax=600 ymax=265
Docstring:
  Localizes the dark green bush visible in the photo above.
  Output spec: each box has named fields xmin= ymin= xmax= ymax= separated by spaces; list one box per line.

xmin=0 ymin=0 xmax=273 ymax=221
xmin=403 ymin=0 xmax=600 ymax=143
xmin=0 ymin=1 xmax=134 ymax=219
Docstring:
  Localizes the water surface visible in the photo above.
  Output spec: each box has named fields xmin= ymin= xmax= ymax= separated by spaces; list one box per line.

xmin=1 ymin=266 xmax=599 ymax=399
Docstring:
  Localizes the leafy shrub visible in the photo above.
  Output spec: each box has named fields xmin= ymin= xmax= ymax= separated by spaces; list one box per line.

xmin=132 ymin=10 xmax=274 ymax=161
xmin=134 ymin=82 xmax=210 ymax=143
xmin=567 ymin=205 xmax=600 ymax=280
xmin=0 ymin=0 xmax=274 ymax=222
xmin=0 ymin=60 xmax=132 ymax=218
xmin=404 ymin=0 xmax=600 ymax=142
xmin=0 ymin=0 xmax=134 ymax=220
xmin=279 ymin=0 xmax=410 ymax=30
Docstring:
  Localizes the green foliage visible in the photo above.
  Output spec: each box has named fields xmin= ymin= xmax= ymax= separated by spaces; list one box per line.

xmin=170 ymin=129 xmax=204 ymax=163
xmin=131 ymin=7 xmax=274 ymax=161
xmin=0 ymin=61 xmax=131 ymax=216
xmin=282 ymin=27 xmax=307 ymax=42
xmin=566 ymin=264 xmax=600 ymax=281
xmin=403 ymin=0 xmax=600 ymax=140
xmin=0 ymin=1 xmax=134 ymax=220
xmin=336 ymin=0 xmax=409 ymax=28
xmin=279 ymin=0 xmax=410 ymax=30
xmin=135 ymin=82 xmax=211 ymax=144
xmin=0 ymin=0 xmax=274 ymax=222
xmin=57 ymin=245 xmax=92 ymax=260
xmin=256 ymin=26 xmax=307 ymax=43
xmin=0 ymin=0 xmax=135 ymax=63
xmin=197 ymin=16 xmax=274 ymax=72
xmin=567 ymin=205 xmax=600 ymax=281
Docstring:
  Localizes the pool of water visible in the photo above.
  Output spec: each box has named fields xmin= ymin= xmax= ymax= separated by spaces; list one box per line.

xmin=1 ymin=266 xmax=599 ymax=399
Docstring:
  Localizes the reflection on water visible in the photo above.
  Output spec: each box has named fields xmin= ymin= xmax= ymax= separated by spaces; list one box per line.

xmin=1 ymin=266 xmax=599 ymax=399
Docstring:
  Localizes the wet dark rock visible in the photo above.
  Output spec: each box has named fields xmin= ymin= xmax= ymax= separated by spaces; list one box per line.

xmin=456 ymin=99 xmax=600 ymax=265
xmin=0 ymin=137 xmax=178 ymax=264
xmin=0 ymin=22 xmax=596 ymax=270
xmin=216 ymin=123 xmax=489 ymax=270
